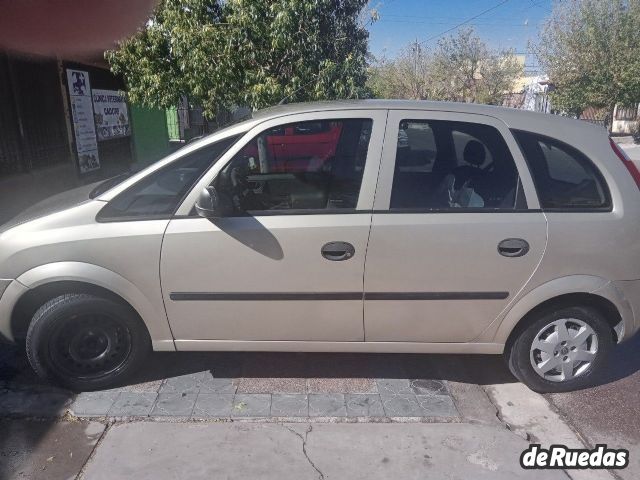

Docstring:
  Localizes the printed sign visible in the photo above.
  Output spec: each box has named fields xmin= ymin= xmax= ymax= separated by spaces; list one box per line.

xmin=92 ymin=89 xmax=131 ymax=140
xmin=66 ymin=69 xmax=100 ymax=173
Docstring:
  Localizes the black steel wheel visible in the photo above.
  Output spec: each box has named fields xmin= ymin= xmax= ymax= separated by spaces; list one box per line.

xmin=26 ymin=293 xmax=151 ymax=391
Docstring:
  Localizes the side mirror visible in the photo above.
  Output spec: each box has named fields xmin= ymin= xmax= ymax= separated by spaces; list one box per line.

xmin=195 ymin=186 xmax=222 ymax=219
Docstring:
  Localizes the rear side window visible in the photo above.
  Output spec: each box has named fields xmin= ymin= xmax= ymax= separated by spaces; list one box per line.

xmin=391 ymin=120 xmax=521 ymax=210
xmin=98 ymin=135 xmax=239 ymax=220
xmin=512 ymin=130 xmax=610 ymax=210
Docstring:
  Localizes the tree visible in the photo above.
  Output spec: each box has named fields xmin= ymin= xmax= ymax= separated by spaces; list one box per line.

xmin=367 ymin=42 xmax=431 ymax=99
xmin=428 ymin=28 xmax=522 ymax=104
xmin=536 ymin=0 xmax=640 ymax=118
xmin=107 ymin=0 xmax=373 ymax=117
xmin=367 ymin=28 xmax=522 ymax=105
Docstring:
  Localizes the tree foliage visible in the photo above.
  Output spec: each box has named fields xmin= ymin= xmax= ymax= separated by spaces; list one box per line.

xmin=537 ymin=0 xmax=640 ymax=117
xmin=367 ymin=28 xmax=522 ymax=105
xmin=107 ymin=0 xmax=372 ymax=117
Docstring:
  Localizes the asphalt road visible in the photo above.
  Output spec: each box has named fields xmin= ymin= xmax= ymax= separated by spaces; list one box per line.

xmin=547 ymin=331 xmax=640 ymax=479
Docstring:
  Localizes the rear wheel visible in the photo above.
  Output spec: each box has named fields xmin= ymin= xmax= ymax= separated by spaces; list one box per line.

xmin=26 ymin=293 xmax=151 ymax=391
xmin=506 ymin=306 xmax=614 ymax=393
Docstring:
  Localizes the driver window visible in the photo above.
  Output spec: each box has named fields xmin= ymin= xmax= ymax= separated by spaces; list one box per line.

xmin=213 ymin=118 xmax=372 ymax=215
xmin=390 ymin=120 xmax=520 ymax=210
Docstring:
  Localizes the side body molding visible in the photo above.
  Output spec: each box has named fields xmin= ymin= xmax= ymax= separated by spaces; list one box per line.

xmin=16 ymin=262 xmax=176 ymax=351
xmin=482 ymin=275 xmax=633 ymax=345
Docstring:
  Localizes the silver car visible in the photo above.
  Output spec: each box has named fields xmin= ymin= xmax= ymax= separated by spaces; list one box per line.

xmin=1 ymin=100 xmax=639 ymax=393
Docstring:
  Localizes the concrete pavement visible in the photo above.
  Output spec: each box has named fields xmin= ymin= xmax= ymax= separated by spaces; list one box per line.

xmin=0 ymin=419 xmax=104 ymax=480
xmin=79 ymin=422 xmax=566 ymax=480
xmin=545 ymin=332 xmax=640 ymax=480
xmin=1 ymin=344 xmax=636 ymax=479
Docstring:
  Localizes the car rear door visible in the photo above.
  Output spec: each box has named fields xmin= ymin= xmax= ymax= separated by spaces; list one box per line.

xmin=363 ymin=110 xmax=547 ymax=343
xmin=160 ymin=110 xmax=386 ymax=345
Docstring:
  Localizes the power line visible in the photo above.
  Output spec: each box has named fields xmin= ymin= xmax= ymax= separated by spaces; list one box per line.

xmin=379 ymin=20 xmax=531 ymax=27
xmin=419 ymin=0 xmax=512 ymax=45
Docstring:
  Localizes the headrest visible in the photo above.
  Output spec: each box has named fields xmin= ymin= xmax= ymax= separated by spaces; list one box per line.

xmin=463 ymin=140 xmax=486 ymax=167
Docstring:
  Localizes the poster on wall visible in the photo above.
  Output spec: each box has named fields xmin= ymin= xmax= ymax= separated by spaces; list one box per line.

xmin=66 ymin=69 xmax=100 ymax=173
xmin=92 ymin=89 xmax=131 ymax=140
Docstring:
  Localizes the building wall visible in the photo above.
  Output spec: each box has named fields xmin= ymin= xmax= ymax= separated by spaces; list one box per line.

xmin=0 ymin=53 xmax=71 ymax=176
xmin=612 ymin=104 xmax=640 ymax=136
xmin=62 ymin=60 xmax=134 ymax=178
xmin=0 ymin=54 xmax=137 ymax=225
xmin=130 ymin=105 xmax=170 ymax=168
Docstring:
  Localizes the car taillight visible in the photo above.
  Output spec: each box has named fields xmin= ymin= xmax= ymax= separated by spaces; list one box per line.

xmin=610 ymin=138 xmax=640 ymax=190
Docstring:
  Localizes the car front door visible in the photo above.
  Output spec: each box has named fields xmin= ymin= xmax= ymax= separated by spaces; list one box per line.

xmin=363 ymin=110 xmax=547 ymax=344
xmin=160 ymin=110 xmax=386 ymax=346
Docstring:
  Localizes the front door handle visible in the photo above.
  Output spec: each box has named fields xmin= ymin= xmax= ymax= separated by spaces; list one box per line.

xmin=321 ymin=241 xmax=355 ymax=261
xmin=498 ymin=238 xmax=530 ymax=257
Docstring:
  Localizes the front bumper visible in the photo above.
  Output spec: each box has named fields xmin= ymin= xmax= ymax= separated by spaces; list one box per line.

xmin=0 ymin=278 xmax=28 ymax=343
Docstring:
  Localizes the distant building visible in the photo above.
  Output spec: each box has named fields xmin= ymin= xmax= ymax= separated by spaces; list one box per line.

xmin=612 ymin=104 xmax=640 ymax=136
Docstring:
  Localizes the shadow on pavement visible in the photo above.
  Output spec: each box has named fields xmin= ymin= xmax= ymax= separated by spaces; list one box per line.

xmin=124 ymin=351 xmax=520 ymax=387
xmin=3 ymin=332 xmax=639 ymax=391
xmin=589 ymin=330 xmax=640 ymax=387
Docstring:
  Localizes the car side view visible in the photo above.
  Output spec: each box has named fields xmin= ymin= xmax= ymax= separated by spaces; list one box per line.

xmin=1 ymin=100 xmax=639 ymax=393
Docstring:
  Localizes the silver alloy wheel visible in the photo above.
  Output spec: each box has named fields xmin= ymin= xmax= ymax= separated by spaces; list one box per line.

xmin=529 ymin=318 xmax=598 ymax=383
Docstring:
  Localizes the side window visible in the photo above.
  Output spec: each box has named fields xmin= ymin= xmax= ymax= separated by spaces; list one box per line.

xmin=391 ymin=120 xmax=520 ymax=210
xmin=512 ymin=130 xmax=610 ymax=210
xmin=98 ymin=135 xmax=239 ymax=220
xmin=396 ymin=121 xmax=437 ymax=174
xmin=214 ymin=118 xmax=372 ymax=214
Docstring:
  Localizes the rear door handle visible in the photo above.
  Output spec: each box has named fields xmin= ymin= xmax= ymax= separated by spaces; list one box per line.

xmin=321 ymin=241 xmax=355 ymax=261
xmin=498 ymin=238 xmax=530 ymax=257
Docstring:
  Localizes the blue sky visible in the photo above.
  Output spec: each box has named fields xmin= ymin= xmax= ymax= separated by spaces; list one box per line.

xmin=367 ymin=0 xmax=552 ymax=73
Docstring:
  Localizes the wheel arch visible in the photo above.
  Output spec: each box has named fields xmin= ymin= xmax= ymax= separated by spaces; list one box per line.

xmin=491 ymin=275 xmax=628 ymax=349
xmin=9 ymin=262 xmax=175 ymax=350
xmin=503 ymin=292 xmax=621 ymax=355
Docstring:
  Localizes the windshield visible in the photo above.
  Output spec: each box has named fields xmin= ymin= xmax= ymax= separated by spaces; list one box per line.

xmin=96 ymin=134 xmax=240 ymax=220
xmin=89 ymin=114 xmax=254 ymax=201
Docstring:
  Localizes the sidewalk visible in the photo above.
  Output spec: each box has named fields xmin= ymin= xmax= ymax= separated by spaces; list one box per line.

xmin=80 ymin=422 xmax=565 ymax=480
xmin=0 ymin=347 xmax=624 ymax=479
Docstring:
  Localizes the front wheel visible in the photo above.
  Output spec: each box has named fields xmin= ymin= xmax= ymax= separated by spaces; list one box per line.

xmin=506 ymin=306 xmax=614 ymax=393
xmin=26 ymin=293 xmax=151 ymax=391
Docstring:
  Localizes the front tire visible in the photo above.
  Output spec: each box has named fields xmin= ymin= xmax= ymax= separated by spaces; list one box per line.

xmin=506 ymin=306 xmax=614 ymax=393
xmin=26 ymin=293 xmax=151 ymax=391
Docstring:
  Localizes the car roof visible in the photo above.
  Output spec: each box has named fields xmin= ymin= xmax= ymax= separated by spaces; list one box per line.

xmin=253 ymin=99 xmax=605 ymax=136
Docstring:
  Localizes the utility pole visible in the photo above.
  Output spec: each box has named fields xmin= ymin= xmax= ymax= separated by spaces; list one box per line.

xmin=412 ymin=38 xmax=421 ymax=99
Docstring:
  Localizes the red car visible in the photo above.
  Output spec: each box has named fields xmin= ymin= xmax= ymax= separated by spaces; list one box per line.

xmin=241 ymin=121 xmax=342 ymax=172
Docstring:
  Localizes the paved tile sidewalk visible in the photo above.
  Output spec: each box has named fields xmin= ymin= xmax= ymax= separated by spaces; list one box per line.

xmin=1 ymin=347 xmax=459 ymax=421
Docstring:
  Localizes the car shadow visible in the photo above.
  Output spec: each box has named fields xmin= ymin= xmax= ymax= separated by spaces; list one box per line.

xmin=210 ymin=215 xmax=284 ymax=260
xmin=2 ymin=334 xmax=639 ymax=392
xmin=122 ymin=350 xmax=520 ymax=387
xmin=588 ymin=330 xmax=640 ymax=387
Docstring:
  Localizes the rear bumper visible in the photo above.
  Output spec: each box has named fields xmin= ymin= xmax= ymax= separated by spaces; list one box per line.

xmin=0 ymin=278 xmax=28 ymax=343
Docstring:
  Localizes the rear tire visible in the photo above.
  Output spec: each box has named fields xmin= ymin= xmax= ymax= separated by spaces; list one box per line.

xmin=26 ymin=293 xmax=151 ymax=391
xmin=506 ymin=306 xmax=614 ymax=393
